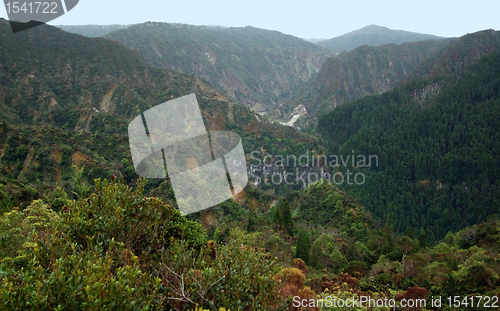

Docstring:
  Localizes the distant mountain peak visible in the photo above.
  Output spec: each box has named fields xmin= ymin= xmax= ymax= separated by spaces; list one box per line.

xmin=351 ymin=24 xmax=391 ymax=33
xmin=318 ymin=25 xmax=444 ymax=54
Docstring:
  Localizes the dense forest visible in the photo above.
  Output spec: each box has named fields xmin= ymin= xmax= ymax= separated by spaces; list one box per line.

xmin=317 ymin=51 xmax=500 ymax=242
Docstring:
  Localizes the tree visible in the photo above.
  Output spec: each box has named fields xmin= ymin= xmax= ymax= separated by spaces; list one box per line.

xmin=246 ymin=214 xmax=255 ymax=232
xmin=444 ymin=273 xmax=458 ymax=297
xmin=330 ymin=249 xmax=348 ymax=273
xmin=272 ymin=205 xmax=282 ymax=229
xmin=418 ymin=229 xmax=427 ymax=249
xmin=310 ymin=239 xmax=323 ymax=269
xmin=381 ymin=224 xmax=395 ymax=254
xmin=397 ymin=236 xmax=415 ymax=277
xmin=406 ymin=226 xmax=414 ymax=239
xmin=72 ymin=165 xmax=90 ymax=199
xmin=282 ymin=200 xmax=293 ymax=235
xmin=247 ymin=201 xmax=256 ymax=232
xmin=47 ymin=187 xmax=69 ymax=212
xmin=295 ymin=229 xmax=311 ymax=265
xmin=1 ymin=121 xmax=8 ymax=133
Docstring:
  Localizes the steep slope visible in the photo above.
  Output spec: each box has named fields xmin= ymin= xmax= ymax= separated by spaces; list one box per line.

xmin=277 ymin=38 xmax=453 ymax=127
xmin=0 ymin=19 xmax=320 ymax=207
xmin=317 ymin=50 xmax=500 ymax=242
xmin=406 ymin=29 xmax=500 ymax=81
xmin=104 ymin=22 xmax=332 ymax=113
xmin=318 ymin=24 xmax=444 ymax=55
xmin=56 ymin=24 xmax=131 ymax=37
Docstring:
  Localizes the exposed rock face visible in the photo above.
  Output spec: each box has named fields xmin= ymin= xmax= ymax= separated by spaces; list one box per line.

xmin=280 ymin=105 xmax=308 ymax=127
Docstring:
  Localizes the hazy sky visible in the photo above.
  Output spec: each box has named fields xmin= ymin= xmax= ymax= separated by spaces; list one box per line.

xmin=1 ymin=0 xmax=499 ymax=39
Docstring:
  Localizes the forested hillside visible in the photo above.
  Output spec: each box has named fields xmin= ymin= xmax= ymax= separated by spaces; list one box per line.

xmin=104 ymin=22 xmax=331 ymax=113
xmin=1 ymin=18 xmax=500 ymax=311
xmin=0 ymin=19 xmax=321 ymax=210
xmin=283 ymin=30 xmax=500 ymax=129
xmin=277 ymin=38 xmax=452 ymax=127
xmin=318 ymin=25 xmax=444 ymax=55
xmin=405 ymin=29 xmax=500 ymax=82
xmin=317 ymin=51 xmax=500 ymax=242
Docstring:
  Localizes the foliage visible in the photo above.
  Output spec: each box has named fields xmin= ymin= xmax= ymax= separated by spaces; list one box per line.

xmin=295 ymin=229 xmax=311 ymax=265
xmin=282 ymin=200 xmax=293 ymax=235
xmin=0 ymin=200 xmax=58 ymax=267
xmin=317 ymin=51 xmax=500 ymax=242
xmin=157 ymin=229 xmax=287 ymax=310
xmin=0 ymin=241 xmax=163 ymax=311
xmin=60 ymin=178 xmax=206 ymax=260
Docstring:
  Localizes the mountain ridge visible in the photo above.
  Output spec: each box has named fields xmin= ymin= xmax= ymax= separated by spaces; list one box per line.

xmin=0 ymin=19 xmax=321 ymax=208
xmin=275 ymin=38 xmax=453 ymax=127
xmin=280 ymin=29 xmax=500 ymax=128
xmin=104 ymin=22 xmax=332 ymax=113
xmin=318 ymin=24 xmax=445 ymax=55
xmin=55 ymin=24 xmax=132 ymax=37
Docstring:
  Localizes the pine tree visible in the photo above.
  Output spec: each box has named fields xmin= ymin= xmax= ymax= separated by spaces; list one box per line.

xmin=310 ymin=240 xmax=323 ymax=269
xmin=445 ymin=273 xmax=458 ymax=297
xmin=381 ymin=224 xmax=395 ymax=254
xmin=272 ymin=205 xmax=282 ymax=229
xmin=406 ymin=226 xmax=413 ymax=239
xmin=282 ymin=200 xmax=293 ymax=235
xmin=419 ymin=229 xmax=427 ymax=249
xmin=295 ymin=229 xmax=311 ymax=265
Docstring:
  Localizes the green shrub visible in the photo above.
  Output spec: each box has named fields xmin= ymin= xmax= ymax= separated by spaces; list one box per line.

xmin=158 ymin=229 xmax=287 ymax=310
xmin=0 ymin=240 xmax=163 ymax=311
xmin=61 ymin=178 xmax=206 ymax=259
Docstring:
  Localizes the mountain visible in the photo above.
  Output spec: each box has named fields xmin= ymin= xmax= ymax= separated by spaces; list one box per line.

xmin=0 ymin=19 xmax=321 ymax=208
xmin=276 ymin=38 xmax=453 ymax=127
xmin=405 ymin=29 xmax=500 ymax=82
xmin=2 ymin=18 xmax=500 ymax=309
xmin=317 ymin=47 xmax=500 ymax=242
xmin=56 ymin=24 xmax=131 ymax=37
xmin=104 ymin=22 xmax=332 ymax=113
xmin=318 ymin=24 xmax=444 ymax=55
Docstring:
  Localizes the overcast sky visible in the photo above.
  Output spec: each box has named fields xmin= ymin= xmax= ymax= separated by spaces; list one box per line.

xmin=1 ymin=0 xmax=499 ymax=39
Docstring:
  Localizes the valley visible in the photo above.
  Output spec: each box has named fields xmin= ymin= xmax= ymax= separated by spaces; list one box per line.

xmin=1 ymin=18 xmax=500 ymax=310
